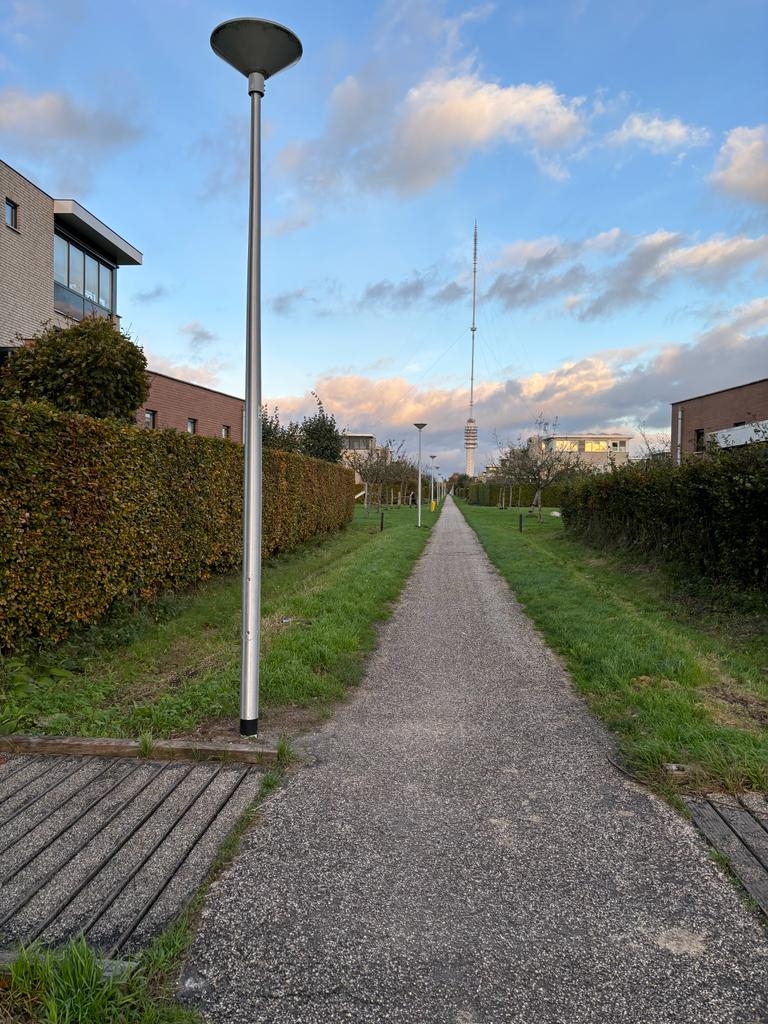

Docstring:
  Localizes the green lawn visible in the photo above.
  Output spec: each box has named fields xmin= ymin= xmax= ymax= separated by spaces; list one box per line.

xmin=459 ymin=503 xmax=768 ymax=794
xmin=0 ymin=503 xmax=437 ymax=739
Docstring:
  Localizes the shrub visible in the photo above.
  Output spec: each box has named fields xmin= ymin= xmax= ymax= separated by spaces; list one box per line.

xmin=0 ymin=402 xmax=355 ymax=650
xmin=465 ymin=482 xmax=570 ymax=507
xmin=560 ymin=447 xmax=768 ymax=589
xmin=0 ymin=318 xmax=149 ymax=422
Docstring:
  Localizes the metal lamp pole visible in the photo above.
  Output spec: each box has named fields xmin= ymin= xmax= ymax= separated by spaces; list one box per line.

xmin=211 ymin=18 xmax=302 ymax=737
xmin=414 ymin=423 xmax=426 ymax=527
xmin=429 ymin=454 xmax=436 ymax=507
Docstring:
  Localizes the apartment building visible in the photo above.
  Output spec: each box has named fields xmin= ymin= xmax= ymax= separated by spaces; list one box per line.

xmin=671 ymin=379 xmax=768 ymax=463
xmin=1 ymin=159 xmax=142 ymax=352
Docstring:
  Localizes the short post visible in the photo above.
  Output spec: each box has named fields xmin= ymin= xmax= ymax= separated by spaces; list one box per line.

xmin=380 ymin=511 xmax=384 ymax=532
xmin=519 ymin=513 xmax=523 ymax=533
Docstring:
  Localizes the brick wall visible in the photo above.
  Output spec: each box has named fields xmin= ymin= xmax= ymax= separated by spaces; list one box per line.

xmin=136 ymin=371 xmax=244 ymax=442
xmin=0 ymin=161 xmax=62 ymax=346
xmin=671 ymin=379 xmax=768 ymax=458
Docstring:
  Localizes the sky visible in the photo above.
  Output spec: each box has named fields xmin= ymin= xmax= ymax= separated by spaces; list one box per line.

xmin=1 ymin=0 xmax=767 ymax=474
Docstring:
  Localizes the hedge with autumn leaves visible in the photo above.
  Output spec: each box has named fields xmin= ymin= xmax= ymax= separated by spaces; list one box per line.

xmin=559 ymin=445 xmax=768 ymax=590
xmin=0 ymin=401 xmax=355 ymax=650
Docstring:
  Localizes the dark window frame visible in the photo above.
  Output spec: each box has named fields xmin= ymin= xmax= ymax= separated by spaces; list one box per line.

xmin=187 ymin=418 xmax=197 ymax=435
xmin=53 ymin=230 xmax=116 ymax=321
xmin=5 ymin=198 xmax=19 ymax=230
xmin=144 ymin=409 xmax=157 ymax=429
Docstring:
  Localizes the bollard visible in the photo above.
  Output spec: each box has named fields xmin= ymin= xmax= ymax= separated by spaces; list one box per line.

xmin=380 ymin=511 xmax=384 ymax=532
xmin=519 ymin=514 xmax=523 ymax=533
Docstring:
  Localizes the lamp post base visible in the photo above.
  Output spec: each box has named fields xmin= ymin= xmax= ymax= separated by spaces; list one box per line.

xmin=240 ymin=718 xmax=259 ymax=737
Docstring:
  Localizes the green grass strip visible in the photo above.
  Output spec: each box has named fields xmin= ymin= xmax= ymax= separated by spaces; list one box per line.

xmin=1 ymin=505 xmax=437 ymax=738
xmin=459 ymin=503 xmax=768 ymax=793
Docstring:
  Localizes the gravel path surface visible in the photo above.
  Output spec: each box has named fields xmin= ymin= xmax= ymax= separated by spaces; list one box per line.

xmin=180 ymin=497 xmax=768 ymax=1023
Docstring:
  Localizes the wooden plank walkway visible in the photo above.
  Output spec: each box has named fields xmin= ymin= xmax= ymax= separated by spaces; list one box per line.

xmin=686 ymin=793 xmax=768 ymax=916
xmin=0 ymin=754 xmax=263 ymax=960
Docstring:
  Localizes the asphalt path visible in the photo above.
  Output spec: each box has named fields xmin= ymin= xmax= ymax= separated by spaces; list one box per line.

xmin=180 ymin=496 xmax=768 ymax=1023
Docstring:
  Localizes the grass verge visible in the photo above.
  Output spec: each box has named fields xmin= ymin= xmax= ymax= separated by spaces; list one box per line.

xmin=459 ymin=503 xmax=768 ymax=794
xmin=1 ymin=504 xmax=437 ymax=739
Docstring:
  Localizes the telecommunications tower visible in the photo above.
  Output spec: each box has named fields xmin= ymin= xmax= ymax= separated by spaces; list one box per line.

xmin=464 ymin=223 xmax=479 ymax=477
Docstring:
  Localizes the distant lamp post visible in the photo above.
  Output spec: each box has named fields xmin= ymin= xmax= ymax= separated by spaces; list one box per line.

xmin=429 ymin=454 xmax=436 ymax=506
xmin=414 ymin=423 xmax=426 ymax=527
xmin=211 ymin=18 xmax=303 ymax=737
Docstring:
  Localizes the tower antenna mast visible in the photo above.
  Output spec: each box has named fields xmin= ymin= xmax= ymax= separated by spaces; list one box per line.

xmin=464 ymin=222 xmax=478 ymax=476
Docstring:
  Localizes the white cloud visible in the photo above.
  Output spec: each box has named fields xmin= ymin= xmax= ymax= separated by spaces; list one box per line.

xmin=146 ymin=354 xmax=227 ymax=389
xmin=709 ymin=125 xmax=768 ymax=205
xmin=607 ymin=113 xmax=710 ymax=153
xmin=0 ymin=87 xmax=141 ymax=192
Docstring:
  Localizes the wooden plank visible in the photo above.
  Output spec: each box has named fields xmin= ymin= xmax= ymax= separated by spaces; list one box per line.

xmin=739 ymin=793 xmax=768 ymax=832
xmin=687 ymin=798 xmax=768 ymax=915
xmin=709 ymin=797 xmax=768 ymax=871
xmin=0 ymin=735 xmax=277 ymax=766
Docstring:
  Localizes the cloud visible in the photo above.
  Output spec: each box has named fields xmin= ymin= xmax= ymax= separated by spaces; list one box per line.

xmin=146 ymin=354 xmax=228 ymax=389
xmin=265 ymin=300 xmax=768 ymax=470
xmin=607 ymin=113 xmax=710 ymax=153
xmin=0 ymin=88 xmax=141 ymax=192
xmin=269 ymin=226 xmax=767 ymax=322
xmin=577 ymin=230 xmax=768 ymax=320
xmin=487 ymin=263 xmax=590 ymax=310
xmin=271 ymin=288 xmax=311 ymax=316
xmin=272 ymin=5 xmax=587 ymax=228
xmin=365 ymin=75 xmax=586 ymax=194
xmin=133 ymin=284 xmax=168 ymax=304
xmin=180 ymin=321 xmax=217 ymax=352
xmin=709 ymin=125 xmax=768 ymax=205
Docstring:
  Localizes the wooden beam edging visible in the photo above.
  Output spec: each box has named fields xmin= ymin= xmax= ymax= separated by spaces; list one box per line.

xmin=0 ymin=734 xmax=278 ymax=766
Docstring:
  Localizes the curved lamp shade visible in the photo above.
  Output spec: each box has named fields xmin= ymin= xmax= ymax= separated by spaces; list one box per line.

xmin=211 ymin=18 xmax=302 ymax=79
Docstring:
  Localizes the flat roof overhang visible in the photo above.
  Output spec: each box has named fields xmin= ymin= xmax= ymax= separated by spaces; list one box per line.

xmin=53 ymin=200 xmax=142 ymax=266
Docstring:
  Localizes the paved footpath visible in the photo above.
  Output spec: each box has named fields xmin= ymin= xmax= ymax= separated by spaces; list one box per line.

xmin=180 ymin=497 xmax=768 ymax=1024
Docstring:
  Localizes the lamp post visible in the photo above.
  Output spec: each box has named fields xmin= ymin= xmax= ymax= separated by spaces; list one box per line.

xmin=429 ymin=454 xmax=436 ymax=507
xmin=211 ymin=18 xmax=302 ymax=737
xmin=414 ymin=423 xmax=426 ymax=527
xmin=435 ymin=466 xmax=440 ymax=502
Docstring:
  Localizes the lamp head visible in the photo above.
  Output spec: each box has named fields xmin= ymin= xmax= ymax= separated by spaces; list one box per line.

xmin=414 ymin=422 xmax=427 ymax=431
xmin=211 ymin=18 xmax=302 ymax=79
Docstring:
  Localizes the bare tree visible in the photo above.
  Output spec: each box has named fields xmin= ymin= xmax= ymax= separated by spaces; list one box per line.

xmin=495 ymin=415 xmax=584 ymax=517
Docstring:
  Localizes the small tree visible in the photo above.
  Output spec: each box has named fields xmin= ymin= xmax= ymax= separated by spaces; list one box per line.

xmin=497 ymin=415 xmax=584 ymax=515
xmin=262 ymin=405 xmax=300 ymax=451
xmin=0 ymin=317 xmax=149 ymax=423
xmin=300 ymin=393 xmax=343 ymax=463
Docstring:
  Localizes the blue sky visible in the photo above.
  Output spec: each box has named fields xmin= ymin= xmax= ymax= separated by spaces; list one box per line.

xmin=1 ymin=0 xmax=767 ymax=473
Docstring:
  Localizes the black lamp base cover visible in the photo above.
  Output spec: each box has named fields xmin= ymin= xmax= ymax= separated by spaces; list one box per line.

xmin=240 ymin=718 xmax=259 ymax=737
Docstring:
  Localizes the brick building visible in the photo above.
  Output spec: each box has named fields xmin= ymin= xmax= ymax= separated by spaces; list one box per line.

xmin=2 ymin=160 xmax=244 ymax=442
xmin=1 ymin=159 xmax=142 ymax=351
xmin=137 ymin=372 xmax=244 ymax=442
xmin=671 ymin=379 xmax=768 ymax=463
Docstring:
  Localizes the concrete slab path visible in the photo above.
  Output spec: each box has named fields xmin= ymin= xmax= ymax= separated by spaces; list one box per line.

xmin=180 ymin=496 xmax=768 ymax=1024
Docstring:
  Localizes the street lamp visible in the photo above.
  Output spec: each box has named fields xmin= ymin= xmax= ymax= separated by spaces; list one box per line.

xmin=414 ymin=423 xmax=426 ymax=527
xmin=211 ymin=18 xmax=303 ymax=737
xmin=429 ymin=454 xmax=436 ymax=507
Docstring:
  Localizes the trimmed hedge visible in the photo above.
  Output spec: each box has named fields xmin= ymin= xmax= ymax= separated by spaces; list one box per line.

xmin=560 ymin=447 xmax=768 ymax=590
xmin=0 ymin=402 xmax=355 ymax=650
xmin=465 ymin=482 xmax=569 ymax=507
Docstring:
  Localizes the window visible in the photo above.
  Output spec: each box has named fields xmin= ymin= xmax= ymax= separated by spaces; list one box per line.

xmin=584 ymin=440 xmax=609 ymax=452
xmin=144 ymin=409 xmax=156 ymax=429
xmin=5 ymin=198 xmax=18 ymax=229
xmin=554 ymin=439 xmax=578 ymax=452
xmin=694 ymin=428 xmax=705 ymax=452
xmin=221 ymin=425 xmax=230 ymax=439
xmin=187 ymin=418 xmax=197 ymax=435
xmin=53 ymin=232 xmax=115 ymax=320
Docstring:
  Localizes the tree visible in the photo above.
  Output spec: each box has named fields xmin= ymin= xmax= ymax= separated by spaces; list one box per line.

xmin=299 ymin=393 xmax=343 ymax=462
xmin=0 ymin=317 xmax=149 ymax=423
xmin=495 ymin=416 xmax=584 ymax=514
xmin=262 ymin=405 xmax=300 ymax=451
